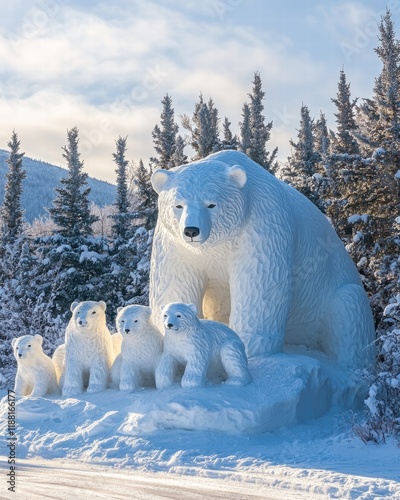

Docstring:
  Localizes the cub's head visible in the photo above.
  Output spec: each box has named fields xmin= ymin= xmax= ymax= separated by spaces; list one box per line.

xmin=151 ymin=158 xmax=248 ymax=250
xmin=116 ymin=305 xmax=152 ymax=338
xmin=70 ymin=300 xmax=107 ymax=331
xmin=162 ymin=303 xmax=198 ymax=333
xmin=12 ymin=334 xmax=43 ymax=361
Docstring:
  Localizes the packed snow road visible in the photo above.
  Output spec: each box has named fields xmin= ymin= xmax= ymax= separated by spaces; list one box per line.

xmin=4 ymin=459 xmax=281 ymax=500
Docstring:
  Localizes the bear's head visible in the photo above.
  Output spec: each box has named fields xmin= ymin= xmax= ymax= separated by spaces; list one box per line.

xmin=162 ymin=302 xmax=198 ymax=333
xmin=151 ymin=159 xmax=248 ymax=250
xmin=12 ymin=334 xmax=43 ymax=362
xmin=116 ymin=305 xmax=152 ymax=338
xmin=70 ymin=300 xmax=107 ymax=332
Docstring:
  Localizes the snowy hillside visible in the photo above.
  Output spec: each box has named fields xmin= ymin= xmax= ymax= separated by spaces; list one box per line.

xmin=0 ymin=149 xmax=116 ymax=222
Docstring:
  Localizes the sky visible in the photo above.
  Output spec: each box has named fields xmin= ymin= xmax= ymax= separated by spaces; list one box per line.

xmin=0 ymin=0 xmax=395 ymax=183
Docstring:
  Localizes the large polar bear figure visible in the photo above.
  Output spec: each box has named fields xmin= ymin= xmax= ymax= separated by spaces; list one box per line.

xmin=150 ymin=150 xmax=375 ymax=368
xmin=111 ymin=305 xmax=163 ymax=391
xmin=61 ymin=300 xmax=114 ymax=397
xmin=12 ymin=335 xmax=58 ymax=397
xmin=156 ymin=302 xmax=251 ymax=389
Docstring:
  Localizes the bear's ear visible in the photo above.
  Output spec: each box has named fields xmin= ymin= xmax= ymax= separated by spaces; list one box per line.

xmin=187 ymin=303 xmax=198 ymax=316
xmin=70 ymin=301 xmax=79 ymax=312
xmin=117 ymin=306 xmax=123 ymax=313
xmin=228 ymin=165 xmax=247 ymax=188
xmin=98 ymin=301 xmax=107 ymax=311
xmin=151 ymin=169 xmax=174 ymax=194
xmin=11 ymin=338 xmax=17 ymax=348
xmin=34 ymin=334 xmax=43 ymax=346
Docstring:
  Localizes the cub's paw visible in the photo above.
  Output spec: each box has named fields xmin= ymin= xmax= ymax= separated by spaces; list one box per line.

xmin=62 ymin=385 xmax=81 ymax=397
xmin=87 ymin=384 xmax=104 ymax=394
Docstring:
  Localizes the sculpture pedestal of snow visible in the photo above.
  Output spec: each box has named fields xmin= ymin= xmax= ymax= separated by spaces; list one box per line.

xmin=156 ymin=302 xmax=251 ymax=388
xmin=12 ymin=335 xmax=58 ymax=397
xmin=111 ymin=305 xmax=163 ymax=391
xmin=61 ymin=301 xmax=114 ymax=397
xmin=135 ymin=149 xmax=377 ymax=432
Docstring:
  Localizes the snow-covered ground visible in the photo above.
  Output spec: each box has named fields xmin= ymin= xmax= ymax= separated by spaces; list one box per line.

xmin=1 ymin=377 xmax=400 ymax=500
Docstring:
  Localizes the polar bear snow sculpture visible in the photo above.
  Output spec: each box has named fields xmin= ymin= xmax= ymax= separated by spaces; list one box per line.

xmin=12 ymin=335 xmax=58 ymax=397
xmin=111 ymin=305 xmax=163 ymax=391
xmin=156 ymin=302 xmax=251 ymax=389
xmin=61 ymin=300 xmax=114 ymax=397
xmin=150 ymin=150 xmax=375 ymax=368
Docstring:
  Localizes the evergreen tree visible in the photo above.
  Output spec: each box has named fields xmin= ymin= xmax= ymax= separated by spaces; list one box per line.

xmin=221 ymin=117 xmax=239 ymax=150
xmin=239 ymin=102 xmax=251 ymax=155
xmin=331 ymin=70 xmax=359 ymax=155
xmin=151 ymin=94 xmax=180 ymax=169
xmin=182 ymin=93 xmax=221 ymax=159
xmin=111 ymin=136 xmax=134 ymax=240
xmin=50 ymin=127 xmax=98 ymax=237
xmin=0 ymin=131 xmax=26 ymax=242
xmin=245 ymin=72 xmax=278 ymax=170
xmin=281 ymin=105 xmax=323 ymax=209
xmin=172 ymin=135 xmax=188 ymax=166
xmin=133 ymin=159 xmax=158 ymax=229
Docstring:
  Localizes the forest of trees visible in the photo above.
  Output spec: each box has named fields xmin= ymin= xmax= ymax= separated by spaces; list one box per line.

xmin=0 ymin=10 xmax=399 ymax=442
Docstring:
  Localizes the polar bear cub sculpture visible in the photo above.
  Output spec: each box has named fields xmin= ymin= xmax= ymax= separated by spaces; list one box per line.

xmin=111 ymin=305 xmax=163 ymax=391
xmin=156 ymin=302 xmax=252 ymax=389
xmin=12 ymin=334 xmax=58 ymax=397
xmin=62 ymin=300 xmax=114 ymax=397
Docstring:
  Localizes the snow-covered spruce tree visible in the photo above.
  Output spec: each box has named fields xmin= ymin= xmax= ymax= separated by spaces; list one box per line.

xmin=345 ymin=10 xmax=400 ymax=315
xmin=221 ymin=117 xmax=239 ymax=150
xmin=132 ymin=158 xmax=158 ymax=230
xmin=110 ymin=136 xmax=135 ymax=240
xmin=49 ymin=127 xmax=98 ymax=237
xmin=151 ymin=93 xmax=180 ymax=169
xmin=181 ymin=93 xmax=221 ymax=159
xmin=280 ymin=104 xmax=324 ymax=210
xmin=325 ymin=69 xmax=362 ymax=240
xmin=239 ymin=102 xmax=251 ymax=155
xmin=39 ymin=128 xmax=113 ymax=317
xmin=0 ymin=131 xmax=26 ymax=244
xmin=0 ymin=239 xmax=65 ymax=388
xmin=172 ymin=134 xmax=188 ymax=166
xmin=244 ymin=72 xmax=277 ymax=171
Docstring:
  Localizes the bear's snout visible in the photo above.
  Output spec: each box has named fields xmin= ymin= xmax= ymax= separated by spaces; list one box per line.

xmin=167 ymin=323 xmax=174 ymax=329
xmin=184 ymin=226 xmax=200 ymax=238
xmin=124 ymin=328 xmax=130 ymax=334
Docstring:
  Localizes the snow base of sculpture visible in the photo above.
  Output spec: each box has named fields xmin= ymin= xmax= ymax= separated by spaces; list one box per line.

xmin=6 ymin=352 xmax=365 ymax=437
xmin=119 ymin=351 xmax=365 ymax=434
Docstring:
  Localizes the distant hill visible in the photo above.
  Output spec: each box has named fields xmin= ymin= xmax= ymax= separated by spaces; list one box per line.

xmin=0 ymin=150 xmax=116 ymax=223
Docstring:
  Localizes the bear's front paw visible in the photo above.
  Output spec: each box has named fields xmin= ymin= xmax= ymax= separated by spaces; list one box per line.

xmin=62 ymin=385 xmax=81 ymax=397
xmin=181 ymin=373 xmax=205 ymax=388
xmin=87 ymin=383 xmax=104 ymax=394
xmin=224 ymin=375 xmax=251 ymax=387
xmin=119 ymin=382 xmax=135 ymax=392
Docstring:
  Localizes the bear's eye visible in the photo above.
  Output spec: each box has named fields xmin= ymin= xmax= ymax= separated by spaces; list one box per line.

xmin=121 ymin=320 xmax=124 ymax=323
xmin=177 ymin=314 xmax=181 ymax=318
xmin=175 ymin=205 xmax=183 ymax=209
xmin=208 ymin=204 xmax=216 ymax=209
xmin=163 ymin=314 xmax=167 ymax=318
xmin=92 ymin=311 xmax=96 ymax=314
xmin=15 ymin=347 xmax=19 ymax=350
xmin=134 ymin=319 xmax=138 ymax=323
xmin=28 ymin=345 xmax=31 ymax=348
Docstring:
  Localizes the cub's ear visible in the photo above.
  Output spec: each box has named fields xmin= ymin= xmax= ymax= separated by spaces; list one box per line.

xmin=34 ymin=334 xmax=43 ymax=345
xmin=151 ymin=169 xmax=174 ymax=194
xmin=228 ymin=165 xmax=247 ymax=188
xmin=11 ymin=338 xmax=17 ymax=348
xmin=117 ymin=306 xmax=123 ymax=313
xmin=187 ymin=303 xmax=198 ymax=315
xmin=98 ymin=301 xmax=107 ymax=311
xmin=70 ymin=301 xmax=79 ymax=312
